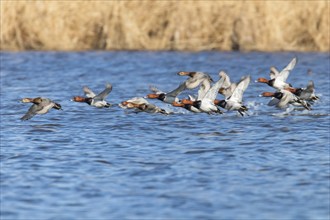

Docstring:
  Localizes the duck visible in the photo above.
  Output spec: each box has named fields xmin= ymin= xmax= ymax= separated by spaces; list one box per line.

xmin=146 ymin=82 xmax=186 ymax=104
xmin=72 ymin=83 xmax=112 ymax=108
xmin=119 ymin=97 xmax=149 ymax=109
xmin=21 ymin=97 xmax=62 ymax=120
xmin=261 ymin=89 xmax=311 ymax=110
xmin=148 ymin=71 xmax=213 ymax=105
xmin=120 ymin=97 xmax=168 ymax=114
xmin=176 ymin=71 xmax=215 ymax=109
xmin=183 ymin=77 xmax=213 ymax=103
xmin=177 ymin=71 xmax=213 ymax=90
xmin=172 ymin=97 xmax=202 ymax=113
xmin=182 ymin=73 xmax=226 ymax=114
xmin=284 ymin=80 xmax=319 ymax=102
xmin=136 ymin=103 xmax=168 ymax=114
xmin=257 ymin=57 xmax=296 ymax=90
xmin=216 ymin=75 xmax=251 ymax=116
xmin=218 ymin=71 xmax=238 ymax=99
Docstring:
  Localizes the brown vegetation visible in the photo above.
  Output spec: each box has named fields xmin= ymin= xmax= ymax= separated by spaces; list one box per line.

xmin=0 ymin=1 xmax=329 ymax=51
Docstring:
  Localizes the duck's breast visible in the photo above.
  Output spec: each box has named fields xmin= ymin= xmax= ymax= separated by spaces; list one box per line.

xmin=36 ymin=103 xmax=54 ymax=114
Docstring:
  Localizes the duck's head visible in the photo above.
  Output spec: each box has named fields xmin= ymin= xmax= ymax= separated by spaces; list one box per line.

xmin=257 ymin=78 xmax=269 ymax=83
xmin=147 ymin=93 xmax=166 ymax=101
xmin=72 ymin=96 xmax=93 ymax=105
xmin=181 ymin=99 xmax=194 ymax=105
xmin=178 ymin=71 xmax=189 ymax=76
xmin=21 ymin=98 xmax=34 ymax=103
xmin=72 ymin=96 xmax=86 ymax=102
xmin=121 ymin=101 xmax=129 ymax=106
xmin=146 ymin=93 xmax=160 ymax=99
xmin=260 ymin=92 xmax=275 ymax=97
xmin=178 ymin=71 xmax=196 ymax=78
xmin=172 ymin=101 xmax=184 ymax=107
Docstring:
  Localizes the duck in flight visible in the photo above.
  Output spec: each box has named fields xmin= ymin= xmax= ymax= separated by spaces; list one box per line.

xmin=257 ymin=57 xmax=296 ymax=90
xmin=72 ymin=83 xmax=112 ymax=108
xmin=21 ymin=97 xmax=62 ymax=120
xmin=216 ymin=75 xmax=251 ymax=116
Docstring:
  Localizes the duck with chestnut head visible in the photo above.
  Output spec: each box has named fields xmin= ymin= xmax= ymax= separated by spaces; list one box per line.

xmin=72 ymin=82 xmax=112 ymax=108
xmin=21 ymin=97 xmax=62 ymax=120
xmin=257 ymin=57 xmax=296 ymax=90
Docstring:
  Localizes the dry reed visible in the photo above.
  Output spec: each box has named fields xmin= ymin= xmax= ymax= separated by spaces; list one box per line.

xmin=0 ymin=1 xmax=329 ymax=51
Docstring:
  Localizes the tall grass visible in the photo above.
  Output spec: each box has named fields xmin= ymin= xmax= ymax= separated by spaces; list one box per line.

xmin=1 ymin=1 xmax=329 ymax=51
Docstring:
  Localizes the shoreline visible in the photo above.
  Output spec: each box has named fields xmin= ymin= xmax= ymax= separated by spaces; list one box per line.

xmin=1 ymin=1 xmax=329 ymax=52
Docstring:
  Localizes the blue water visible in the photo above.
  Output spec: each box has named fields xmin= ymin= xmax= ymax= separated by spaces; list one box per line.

xmin=1 ymin=51 xmax=329 ymax=220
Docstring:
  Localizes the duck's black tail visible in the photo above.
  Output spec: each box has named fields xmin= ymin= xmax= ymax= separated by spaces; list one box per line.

xmin=238 ymin=105 xmax=248 ymax=116
xmin=297 ymin=99 xmax=311 ymax=110
xmin=53 ymin=103 xmax=62 ymax=110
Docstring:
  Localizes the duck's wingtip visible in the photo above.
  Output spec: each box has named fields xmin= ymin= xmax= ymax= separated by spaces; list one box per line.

xmin=105 ymin=82 xmax=113 ymax=88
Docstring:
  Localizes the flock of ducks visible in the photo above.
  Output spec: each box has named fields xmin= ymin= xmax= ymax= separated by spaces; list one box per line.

xmin=20 ymin=57 xmax=319 ymax=120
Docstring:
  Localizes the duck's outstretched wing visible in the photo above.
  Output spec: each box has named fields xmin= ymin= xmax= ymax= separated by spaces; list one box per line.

xmin=21 ymin=104 xmax=41 ymax=120
xmin=184 ymin=72 xmax=213 ymax=90
xmin=149 ymin=85 xmax=164 ymax=94
xmin=306 ymin=80 xmax=315 ymax=92
xmin=219 ymin=71 xmax=232 ymax=88
xmin=277 ymin=57 xmax=297 ymax=82
xmin=95 ymin=83 xmax=112 ymax=100
xmin=83 ymin=86 xmax=96 ymax=98
xmin=268 ymin=98 xmax=280 ymax=106
xmin=269 ymin=66 xmax=280 ymax=79
xmin=229 ymin=75 xmax=251 ymax=103
xmin=197 ymin=80 xmax=212 ymax=100
xmin=126 ymin=97 xmax=149 ymax=105
xmin=167 ymin=82 xmax=187 ymax=98
xmin=203 ymin=75 xmax=225 ymax=102
xmin=304 ymin=80 xmax=319 ymax=100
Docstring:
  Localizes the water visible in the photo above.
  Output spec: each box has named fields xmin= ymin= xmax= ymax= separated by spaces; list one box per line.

xmin=1 ymin=51 xmax=329 ymax=220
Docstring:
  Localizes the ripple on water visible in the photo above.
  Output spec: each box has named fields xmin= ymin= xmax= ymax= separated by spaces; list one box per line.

xmin=194 ymin=132 xmax=225 ymax=137
xmin=94 ymin=160 xmax=113 ymax=166
xmin=227 ymin=129 xmax=242 ymax=134
xmin=184 ymin=147 xmax=234 ymax=154
xmin=28 ymin=128 xmax=57 ymax=133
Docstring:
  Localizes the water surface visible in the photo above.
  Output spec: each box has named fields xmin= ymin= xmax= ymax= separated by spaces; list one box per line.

xmin=1 ymin=51 xmax=329 ymax=219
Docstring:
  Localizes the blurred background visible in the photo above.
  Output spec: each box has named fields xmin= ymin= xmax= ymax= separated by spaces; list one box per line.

xmin=1 ymin=1 xmax=329 ymax=51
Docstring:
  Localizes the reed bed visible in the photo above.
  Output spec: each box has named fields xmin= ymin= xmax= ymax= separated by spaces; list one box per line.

xmin=1 ymin=1 xmax=329 ymax=51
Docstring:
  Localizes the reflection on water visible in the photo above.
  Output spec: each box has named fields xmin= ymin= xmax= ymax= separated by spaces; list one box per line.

xmin=1 ymin=51 xmax=329 ymax=220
